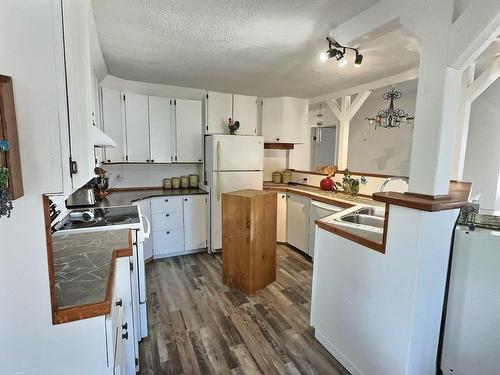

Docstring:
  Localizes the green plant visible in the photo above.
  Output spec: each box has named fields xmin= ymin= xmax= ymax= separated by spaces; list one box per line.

xmin=0 ymin=166 xmax=13 ymax=218
xmin=335 ymin=169 xmax=360 ymax=196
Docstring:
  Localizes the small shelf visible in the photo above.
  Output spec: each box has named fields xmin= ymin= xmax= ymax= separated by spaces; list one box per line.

xmin=0 ymin=75 xmax=23 ymax=200
xmin=101 ymin=161 xmax=203 ymax=165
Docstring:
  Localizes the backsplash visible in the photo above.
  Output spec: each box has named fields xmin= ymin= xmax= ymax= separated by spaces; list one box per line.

xmin=102 ymin=163 xmax=203 ymax=189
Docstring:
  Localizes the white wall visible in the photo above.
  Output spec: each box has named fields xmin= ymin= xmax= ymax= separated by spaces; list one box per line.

xmin=463 ymin=78 xmax=500 ymax=211
xmin=348 ymin=87 xmax=416 ymax=176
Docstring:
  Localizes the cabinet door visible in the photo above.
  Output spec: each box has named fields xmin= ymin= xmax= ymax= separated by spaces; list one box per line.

xmin=152 ymin=229 xmax=184 ymax=258
xmin=262 ymin=97 xmax=284 ymax=142
xmin=183 ymin=195 xmax=208 ymax=251
xmin=149 ymin=96 xmax=174 ymax=163
xmin=286 ymin=194 xmax=310 ymax=253
xmin=175 ymin=99 xmax=203 ymax=162
xmin=206 ymin=91 xmax=232 ymax=134
xmin=124 ymin=93 xmax=150 ymax=162
xmin=277 ymin=193 xmax=287 ymax=242
xmin=233 ymin=94 xmax=257 ymax=135
xmin=102 ymin=87 xmax=125 ymax=162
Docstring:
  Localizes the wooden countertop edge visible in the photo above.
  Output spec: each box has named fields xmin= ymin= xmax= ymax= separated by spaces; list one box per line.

xmin=52 ymin=230 xmax=132 ymax=325
xmin=371 ymin=181 xmax=472 ymax=212
xmin=315 ymin=221 xmax=386 ymax=253
xmin=263 ymin=185 xmax=356 ymax=209
xmin=42 ymin=196 xmax=134 ymax=326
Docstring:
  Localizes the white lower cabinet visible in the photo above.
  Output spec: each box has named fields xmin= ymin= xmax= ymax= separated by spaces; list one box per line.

xmin=183 ymin=195 xmax=208 ymax=251
xmin=277 ymin=193 xmax=287 ymax=242
xmin=150 ymin=194 xmax=208 ymax=258
xmin=105 ymin=256 xmax=135 ymax=375
xmin=286 ymin=193 xmax=310 ymax=254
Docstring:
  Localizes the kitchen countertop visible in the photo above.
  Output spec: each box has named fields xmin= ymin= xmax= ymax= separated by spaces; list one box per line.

xmin=95 ymin=187 xmax=208 ymax=207
xmin=52 ymin=229 xmax=132 ymax=311
xmin=264 ymin=182 xmax=387 ymax=252
xmin=263 ymin=182 xmax=384 ymax=208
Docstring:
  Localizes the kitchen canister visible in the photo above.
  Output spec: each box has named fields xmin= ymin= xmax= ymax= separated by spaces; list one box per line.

xmin=180 ymin=176 xmax=190 ymax=189
xmin=281 ymin=170 xmax=292 ymax=184
xmin=172 ymin=177 xmax=181 ymax=189
xmin=163 ymin=178 xmax=172 ymax=189
xmin=272 ymin=171 xmax=282 ymax=184
xmin=189 ymin=174 xmax=199 ymax=188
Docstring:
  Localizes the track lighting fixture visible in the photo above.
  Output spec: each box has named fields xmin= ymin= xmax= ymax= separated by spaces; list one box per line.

xmin=320 ymin=36 xmax=363 ymax=68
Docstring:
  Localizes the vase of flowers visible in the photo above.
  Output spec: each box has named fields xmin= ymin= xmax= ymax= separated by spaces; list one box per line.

xmin=335 ymin=169 xmax=360 ymax=196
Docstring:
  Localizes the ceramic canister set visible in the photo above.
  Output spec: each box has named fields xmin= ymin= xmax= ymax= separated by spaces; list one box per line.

xmin=163 ymin=174 xmax=199 ymax=189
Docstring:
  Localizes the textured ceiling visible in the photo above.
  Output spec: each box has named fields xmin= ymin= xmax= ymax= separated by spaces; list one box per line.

xmin=92 ymin=0 xmax=421 ymax=98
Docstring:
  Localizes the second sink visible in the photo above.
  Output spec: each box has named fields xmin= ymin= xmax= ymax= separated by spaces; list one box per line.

xmin=340 ymin=213 xmax=385 ymax=228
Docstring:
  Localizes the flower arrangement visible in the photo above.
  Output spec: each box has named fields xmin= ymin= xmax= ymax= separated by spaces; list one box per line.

xmin=0 ymin=166 xmax=13 ymax=217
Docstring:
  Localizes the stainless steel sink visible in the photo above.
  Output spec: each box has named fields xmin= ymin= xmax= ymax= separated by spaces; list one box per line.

xmin=354 ymin=207 xmax=385 ymax=218
xmin=340 ymin=213 xmax=385 ymax=228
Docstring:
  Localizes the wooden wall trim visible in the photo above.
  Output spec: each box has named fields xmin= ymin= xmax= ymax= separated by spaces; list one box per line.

xmin=43 ymin=194 xmax=133 ymax=325
xmin=264 ymin=143 xmax=295 ymax=150
xmin=0 ymin=75 xmax=23 ymax=199
xmin=291 ymin=168 xmax=405 ymax=179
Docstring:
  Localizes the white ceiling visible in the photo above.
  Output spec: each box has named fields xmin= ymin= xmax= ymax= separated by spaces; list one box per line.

xmin=92 ymin=0 xmax=421 ymax=98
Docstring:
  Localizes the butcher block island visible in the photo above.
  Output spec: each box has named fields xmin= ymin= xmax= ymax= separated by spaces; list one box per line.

xmin=222 ymin=190 xmax=277 ymax=294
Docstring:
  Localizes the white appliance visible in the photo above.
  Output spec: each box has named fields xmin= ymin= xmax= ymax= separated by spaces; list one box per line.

xmin=53 ymin=205 xmax=151 ymax=371
xmin=309 ymin=200 xmax=343 ymax=258
xmin=440 ymin=225 xmax=500 ymax=374
xmin=205 ymin=135 xmax=264 ymax=251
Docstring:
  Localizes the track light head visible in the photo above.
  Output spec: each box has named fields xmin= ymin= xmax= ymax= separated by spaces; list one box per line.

xmin=355 ymin=53 xmax=363 ymax=66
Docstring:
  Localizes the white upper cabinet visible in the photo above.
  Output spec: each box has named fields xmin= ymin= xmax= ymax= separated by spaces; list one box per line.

xmin=102 ymin=87 xmax=125 ymax=163
xmin=149 ymin=96 xmax=174 ymax=163
xmin=233 ymin=94 xmax=258 ymax=135
xmin=205 ymin=91 xmax=233 ymax=134
xmin=175 ymin=99 xmax=203 ymax=162
xmin=124 ymin=93 xmax=150 ymax=162
xmin=262 ymin=97 xmax=308 ymax=143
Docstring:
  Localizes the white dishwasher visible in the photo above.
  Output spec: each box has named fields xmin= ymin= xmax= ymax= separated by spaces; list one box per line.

xmin=309 ymin=200 xmax=343 ymax=258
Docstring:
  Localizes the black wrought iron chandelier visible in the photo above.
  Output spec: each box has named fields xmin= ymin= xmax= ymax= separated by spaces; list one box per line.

xmin=366 ymin=88 xmax=414 ymax=129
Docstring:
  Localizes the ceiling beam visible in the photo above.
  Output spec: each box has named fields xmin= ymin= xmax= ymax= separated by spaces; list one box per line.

xmin=465 ymin=55 xmax=500 ymax=102
xmin=448 ymin=1 xmax=500 ymax=69
xmin=309 ymin=68 xmax=418 ymax=105
xmin=347 ymin=91 xmax=371 ymax=121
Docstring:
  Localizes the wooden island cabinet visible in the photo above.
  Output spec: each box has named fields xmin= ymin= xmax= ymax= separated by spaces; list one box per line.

xmin=222 ymin=189 xmax=277 ymax=294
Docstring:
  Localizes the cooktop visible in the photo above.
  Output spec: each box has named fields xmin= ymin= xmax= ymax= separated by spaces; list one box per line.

xmin=57 ymin=206 xmax=140 ymax=231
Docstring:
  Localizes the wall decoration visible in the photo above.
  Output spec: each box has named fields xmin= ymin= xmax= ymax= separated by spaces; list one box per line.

xmin=0 ymin=75 xmax=24 ymax=217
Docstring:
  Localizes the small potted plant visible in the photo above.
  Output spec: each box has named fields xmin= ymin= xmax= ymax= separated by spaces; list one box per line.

xmin=335 ymin=169 xmax=360 ymax=196
xmin=0 ymin=166 xmax=13 ymax=217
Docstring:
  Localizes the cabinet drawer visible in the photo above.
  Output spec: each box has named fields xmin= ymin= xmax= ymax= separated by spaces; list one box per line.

xmin=151 ymin=196 xmax=183 ymax=213
xmin=153 ymin=229 xmax=184 ymax=257
xmin=152 ymin=212 xmax=183 ymax=231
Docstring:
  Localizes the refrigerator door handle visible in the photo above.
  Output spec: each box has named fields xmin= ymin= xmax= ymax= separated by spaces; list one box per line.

xmin=216 ymin=170 xmax=221 ymax=202
xmin=216 ymin=141 xmax=221 ymax=171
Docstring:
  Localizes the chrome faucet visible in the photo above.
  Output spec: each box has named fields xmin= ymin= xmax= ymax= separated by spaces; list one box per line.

xmin=380 ymin=176 xmax=409 ymax=192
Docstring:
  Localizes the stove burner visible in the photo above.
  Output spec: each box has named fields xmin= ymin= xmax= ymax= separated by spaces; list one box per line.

xmin=105 ymin=216 xmax=132 ymax=225
xmin=64 ymin=219 xmax=98 ymax=228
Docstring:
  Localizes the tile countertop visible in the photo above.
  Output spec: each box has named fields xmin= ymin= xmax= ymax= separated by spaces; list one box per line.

xmin=263 ymin=182 xmax=384 ymax=208
xmin=95 ymin=187 xmax=208 ymax=208
xmin=52 ymin=229 xmax=132 ymax=310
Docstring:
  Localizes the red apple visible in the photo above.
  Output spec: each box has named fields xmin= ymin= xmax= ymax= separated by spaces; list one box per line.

xmin=320 ymin=177 xmax=333 ymax=191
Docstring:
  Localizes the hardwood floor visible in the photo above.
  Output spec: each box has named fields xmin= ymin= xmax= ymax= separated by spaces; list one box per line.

xmin=139 ymin=244 xmax=349 ymax=375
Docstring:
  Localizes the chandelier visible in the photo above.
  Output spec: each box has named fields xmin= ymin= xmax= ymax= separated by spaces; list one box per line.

xmin=366 ymin=88 xmax=414 ymax=129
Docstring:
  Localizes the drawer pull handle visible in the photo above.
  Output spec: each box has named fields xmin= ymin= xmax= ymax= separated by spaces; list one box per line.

xmin=166 ymin=231 xmax=170 ymax=234
xmin=166 ymin=213 xmax=170 ymax=217
xmin=122 ymin=331 xmax=128 ymax=340
xmin=165 ymin=199 xmax=169 ymax=202
xmin=115 ymin=298 xmax=122 ymax=307
xmin=184 ymin=198 xmax=188 ymax=202
xmin=122 ymin=322 xmax=128 ymax=330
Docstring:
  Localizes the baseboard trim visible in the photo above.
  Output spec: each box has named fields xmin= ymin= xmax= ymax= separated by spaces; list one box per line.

xmin=315 ymin=330 xmax=365 ymax=375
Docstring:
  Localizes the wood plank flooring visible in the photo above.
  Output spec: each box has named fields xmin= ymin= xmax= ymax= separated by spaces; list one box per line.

xmin=139 ymin=244 xmax=349 ymax=375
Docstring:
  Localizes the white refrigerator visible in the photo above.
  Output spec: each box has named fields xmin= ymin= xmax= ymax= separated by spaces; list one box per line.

xmin=205 ymin=135 xmax=264 ymax=251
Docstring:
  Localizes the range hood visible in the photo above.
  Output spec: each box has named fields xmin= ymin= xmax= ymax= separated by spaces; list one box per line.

xmin=90 ymin=126 xmax=117 ymax=147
